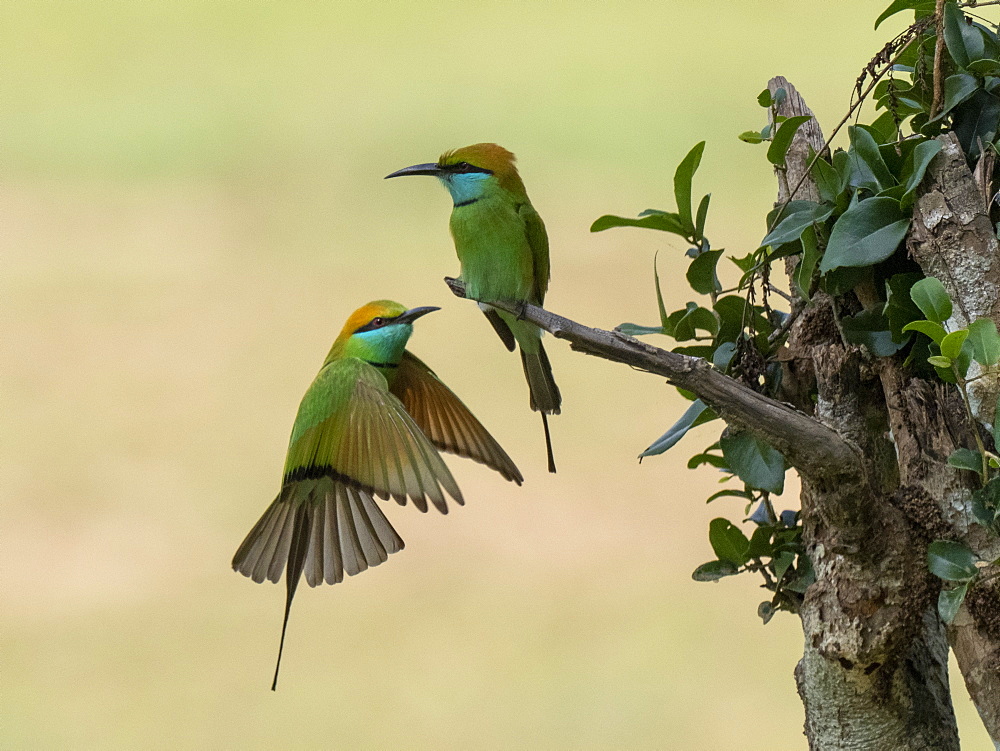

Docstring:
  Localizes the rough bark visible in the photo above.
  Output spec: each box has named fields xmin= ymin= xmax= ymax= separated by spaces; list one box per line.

xmin=909 ymin=132 xmax=1000 ymax=429
xmin=906 ymin=132 xmax=1000 ymax=747
xmin=771 ymin=78 xmax=960 ymax=751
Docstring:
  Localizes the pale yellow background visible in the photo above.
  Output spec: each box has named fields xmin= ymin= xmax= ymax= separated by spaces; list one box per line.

xmin=3 ymin=1 xmax=992 ymax=748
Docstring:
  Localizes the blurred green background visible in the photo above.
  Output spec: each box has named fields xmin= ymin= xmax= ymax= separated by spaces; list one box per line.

xmin=3 ymin=1 xmax=992 ymax=748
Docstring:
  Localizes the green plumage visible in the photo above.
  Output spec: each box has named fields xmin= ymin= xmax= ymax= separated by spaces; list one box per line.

xmin=233 ymin=300 xmax=522 ymax=689
xmin=385 ymin=143 xmax=562 ymax=471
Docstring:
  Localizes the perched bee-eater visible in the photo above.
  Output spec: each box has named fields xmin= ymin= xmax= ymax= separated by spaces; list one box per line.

xmin=385 ymin=144 xmax=561 ymax=473
xmin=232 ymin=300 xmax=522 ymax=690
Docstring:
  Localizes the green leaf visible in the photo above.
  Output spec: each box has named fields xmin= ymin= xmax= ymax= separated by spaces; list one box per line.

xmin=772 ymin=551 xmax=795 ymax=582
xmin=944 ymin=1 xmax=984 ymax=69
xmin=695 ymin=194 xmax=711 ymax=242
xmin=686 ymin=249 xmax=723 ymax=295
xmin=729 ymin=252 xmax=757 ymax=273
xmin=874 ymin=0 xmax=936 ymax=30
xmin=954 ymin=90 xmax=1000 ymax=159
xmin=848 ymin=126 xmax=894 ymax=192
xmin=712 ymin=341 xmax=737 ymax=371
xmin=692 ymin=560 xmax=739 ymax=582
xmin=616 ymin=323 xmax=665 ymax=336
xmin=884 ymin=272 xmax=925 ymax=340
xmin=708 ymin=517 xmax=751 ymax=566
xmin=971 ymin=476 xmax=1000 ymax=528
xmin=870 ymin=111 xmax=900 ymax=144
xmin=833 ymin=148 xmax=852 ymax=189
xmin=810 ymin=152 xmax=847 ymax=205
xmin=967 ymin=58 xmax=1000 ymax=78
xmin=714 ymin=295 xmax=749 ymax=343
xmin=940 ymin=329 xmax=970 ymax=360
xmin=784 ymin=556 xmax=816 ymax=594
xmin=948 ymin=447 xmax=984 ymax=473
xmin=705 ymin=488 xmax=752 ymax=503
xmin=931 ymin=74 xmax=980 ymax=122
xmin=928 ymin=355 xmax=953 ymax=368
xmin=674 ymin=142 xmax=706 ymax=235
xmin=720 ymin=432 xmax=786 ymax=494
xmin=747 ymin=526 xmax=774 ymax=558
xmin=739 ymin=130 xmax=763 ymax=144
xmin=590 ymin=212 xmax=687 ymax=235
xmin=672 ymin=304 xmax=719 ymax=341
xmin=900 ymin=140 xmax=943 ymax=201
xmin=796 ymin=225 xmax=821 ymax=300
xmin=939 ymin=583 xmax=969 ymax=624
xmin=902 ymin=319 xmax=948 ymax=344
xmin=653 ymin=251 xmax=668 ymax=328
xmin=910 ymin=277 xmax=952 ymax=323
xmin=687 ymin=451 xmax=729 ymax=470
xmin=819 ymin=197 xmax=910 ymax=272
xmin=757 ymin=89 xmax=773 ymax=108
xmin=841 ymin=309 xmax=909 ymax=356
xmin=763 ymin=201 xmax=833 ymax=247
xmin=639 ymin=399 xmax=715 ymax=458
xmin=957 ymin=340 xmax=976 ymax=375
xmin=767 ymin=115 xmax=813 ymax=167
xmin=927 ymin=539 xmax=978 ymax=581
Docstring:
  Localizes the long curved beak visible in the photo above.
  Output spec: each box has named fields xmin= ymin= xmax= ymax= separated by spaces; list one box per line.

xmin=384 ymin=163 xmax=444 ymax=179
xmin=396 ymin=306 xmax=441 ymax=325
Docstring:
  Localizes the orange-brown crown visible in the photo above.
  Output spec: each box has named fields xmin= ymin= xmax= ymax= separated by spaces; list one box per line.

xmin=335 ymin=300 xmax=408 ymax=343
xmin=439 ymin=143 xmax=528 ymax=198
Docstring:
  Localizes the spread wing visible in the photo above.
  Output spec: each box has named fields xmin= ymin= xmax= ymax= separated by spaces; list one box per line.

xmin=391 ymin=352 xmax=523 ymax=485
xmin=518 ymin=201 xmax=550 ymax=305
xmin=233 ymin=357 xmax=463 ymax=590
xmin=283 ymin=357 xmax=463 ymax=514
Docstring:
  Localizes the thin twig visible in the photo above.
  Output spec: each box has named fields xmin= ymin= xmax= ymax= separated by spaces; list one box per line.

xmin=930 ymin=0 xmax=947 ymax=120
xmin=768 ymin=305 xmax=802 ymax=345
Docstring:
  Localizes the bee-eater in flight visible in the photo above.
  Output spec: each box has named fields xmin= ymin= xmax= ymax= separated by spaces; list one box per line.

xmin=385 ymin=144 xmax=561 ymax=473
xmin=232 ymin=300 xmax=522 ymax=689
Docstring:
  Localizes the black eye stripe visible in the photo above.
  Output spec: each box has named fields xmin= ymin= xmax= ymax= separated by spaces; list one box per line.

xmin=353 ymin=315 xmax=399 ymax=334
xmin=443 ymin=161 xmax=493 ymax=175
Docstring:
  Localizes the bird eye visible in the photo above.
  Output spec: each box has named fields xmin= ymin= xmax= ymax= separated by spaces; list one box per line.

xmin=456 ymin=162 xmax=472 ymax=172
xmin=372 ymin=317 xmax=385 ymax=326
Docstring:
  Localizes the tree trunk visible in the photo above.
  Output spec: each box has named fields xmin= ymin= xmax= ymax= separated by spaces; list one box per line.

xmin=767 ymin=77 xmax=962 ymax=749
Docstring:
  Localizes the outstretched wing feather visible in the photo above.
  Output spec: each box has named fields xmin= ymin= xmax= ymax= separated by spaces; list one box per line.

xmin=392 ymin=352 xmax=523 ymax=485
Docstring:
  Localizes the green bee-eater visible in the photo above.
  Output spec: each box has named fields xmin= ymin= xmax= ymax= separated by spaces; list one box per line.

xmin=385 ymin=143 xmax=561 ymax=473
xmin=232 ymin=300 xmax=522 ymax=689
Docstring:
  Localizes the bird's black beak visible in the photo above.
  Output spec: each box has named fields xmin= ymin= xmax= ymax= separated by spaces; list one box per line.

xmin=384 ymin=163 xmax=444 ymax=179
xmin=396 ymin=306 xmax=441 ymax=324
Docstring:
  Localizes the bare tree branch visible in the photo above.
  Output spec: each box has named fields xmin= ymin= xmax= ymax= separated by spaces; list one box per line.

xmin=443 ymin=277 xmax=859 ymax=482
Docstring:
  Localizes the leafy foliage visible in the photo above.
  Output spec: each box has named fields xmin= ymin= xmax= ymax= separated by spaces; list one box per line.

xmin=592 ymin=1 xmax=1000 ymax=623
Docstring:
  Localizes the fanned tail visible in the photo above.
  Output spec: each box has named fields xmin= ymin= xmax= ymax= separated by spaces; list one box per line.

xmin=232 ymin=478 xmax=405 ymax=689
